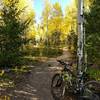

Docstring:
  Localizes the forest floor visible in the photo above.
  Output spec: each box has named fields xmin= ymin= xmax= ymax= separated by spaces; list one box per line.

xmin=0 ymin=48 xmax=76 ymax=100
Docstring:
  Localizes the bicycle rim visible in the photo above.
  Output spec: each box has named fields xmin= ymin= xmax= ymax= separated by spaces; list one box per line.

xmin=81 ymin=81 xmax=100 ymax=100
xmin=51 ymin=74 xmax=65 ymax=100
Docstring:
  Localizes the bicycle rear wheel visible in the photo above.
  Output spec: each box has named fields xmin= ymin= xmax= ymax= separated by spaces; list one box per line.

xmin=81 ymin=81 xmax=100 ymax=100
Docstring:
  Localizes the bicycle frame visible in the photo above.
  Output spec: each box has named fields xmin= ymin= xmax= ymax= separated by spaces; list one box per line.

xmin=51 ymin=60 xmax=100 ymax=100
xmin=57 ymin=60 xmax=88 ymax=94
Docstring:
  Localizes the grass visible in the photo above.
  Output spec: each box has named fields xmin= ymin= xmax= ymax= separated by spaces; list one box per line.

xmin=23 ymin=47 xmax=63 ymax=57
xmin=0 ymin=71 xmax=14 ymax=88
xmin=0 ymin=66 xmax=30 ymax=88
xmin=87 ymin=68 xmax=100 ymax=81
xmin=0 ymin=58 xmax=39 ymax=88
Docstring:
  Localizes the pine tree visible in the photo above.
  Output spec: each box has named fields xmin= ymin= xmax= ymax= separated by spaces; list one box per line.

xmin=85 ymin=0 xmax=100 ymax=65
xmin=0 ymin=0 xmax=32 ymax=68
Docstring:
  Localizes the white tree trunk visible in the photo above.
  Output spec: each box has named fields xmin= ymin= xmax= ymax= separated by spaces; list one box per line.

xmin=77 ymin=0 xmax=84 ymax=75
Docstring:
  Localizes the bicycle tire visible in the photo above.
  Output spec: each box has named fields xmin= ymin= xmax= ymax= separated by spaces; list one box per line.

xmin=81 ymin=81 xmax=100 ymax=100
xmin=51 ymin=73 xmax=65 ymax=100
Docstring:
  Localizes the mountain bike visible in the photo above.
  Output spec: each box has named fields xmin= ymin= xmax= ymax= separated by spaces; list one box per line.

xmin=51 ymin=60 xmax=100 ymax=100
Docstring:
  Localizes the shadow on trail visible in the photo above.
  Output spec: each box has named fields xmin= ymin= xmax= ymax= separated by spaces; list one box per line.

xmin=0 ymin=49 xmax=74 ymax=100
xmin=0 ymin=59 xmax=60 ymax=100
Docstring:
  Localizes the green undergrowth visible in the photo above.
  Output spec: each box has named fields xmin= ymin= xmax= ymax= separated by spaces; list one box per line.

xmin=23 ymin=47 xmax=63 ymax=57
xmin=87 ymin=68 xmax=100 ymax=81
xmin=0 ymin=65 xmax=34 ymax=88
xmin=0 ymin=72 xmax=14 ymax=88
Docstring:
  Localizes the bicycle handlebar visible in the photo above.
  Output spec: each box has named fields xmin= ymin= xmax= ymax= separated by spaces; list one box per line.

xmin=57 ymin=60 xmax=66 ymax=65
xmin=57 ymin=60 xmax=72 ymax=66
xmin=57 ymin=60 xmax=76 ymax=77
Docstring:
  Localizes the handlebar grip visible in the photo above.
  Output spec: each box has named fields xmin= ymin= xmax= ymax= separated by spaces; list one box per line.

xmin=57 ymin=60 xmax=72 ymax=66
xmin=57 ymin=60 xmax=62 ymax=63
xmin=57 ymin=60 xmax=66 ymax=65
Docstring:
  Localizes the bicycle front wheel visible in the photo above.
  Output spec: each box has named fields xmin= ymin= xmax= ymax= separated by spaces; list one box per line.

xmin=51 ymin=74 xmax=66 ymax=100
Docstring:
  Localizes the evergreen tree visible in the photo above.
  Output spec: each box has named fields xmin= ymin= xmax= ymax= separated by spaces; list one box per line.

xmin=85 ymin=0 xmax=100 ymax=64
xmin=0 ymin=0 xmax=32 ymax=68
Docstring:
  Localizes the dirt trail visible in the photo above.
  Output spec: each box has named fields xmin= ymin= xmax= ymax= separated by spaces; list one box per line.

xmin=0 ymin=49 xmax=72 ymax=100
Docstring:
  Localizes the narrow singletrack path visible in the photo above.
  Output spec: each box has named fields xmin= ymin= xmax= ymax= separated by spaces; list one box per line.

xmin=0 ymin=49 xmax=73 ymax=100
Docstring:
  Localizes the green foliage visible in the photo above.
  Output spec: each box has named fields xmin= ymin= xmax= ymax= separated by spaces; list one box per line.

xmin=87 ymin=68 xmax=100 ymax=81
xmin=0 ymin=0 xmax=31 ymax=68
xmin=49 ymin=30 xmax=61 ymax=47
xmin=66 ymin=30 xmax=77 ymax=52
xmin=23 ymin=47 xmax=63 ymax=57
xmin=42 ymin=47 xmax=63 ymax=57
xmin=85 ymin=0 xmax=100 ymax=65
